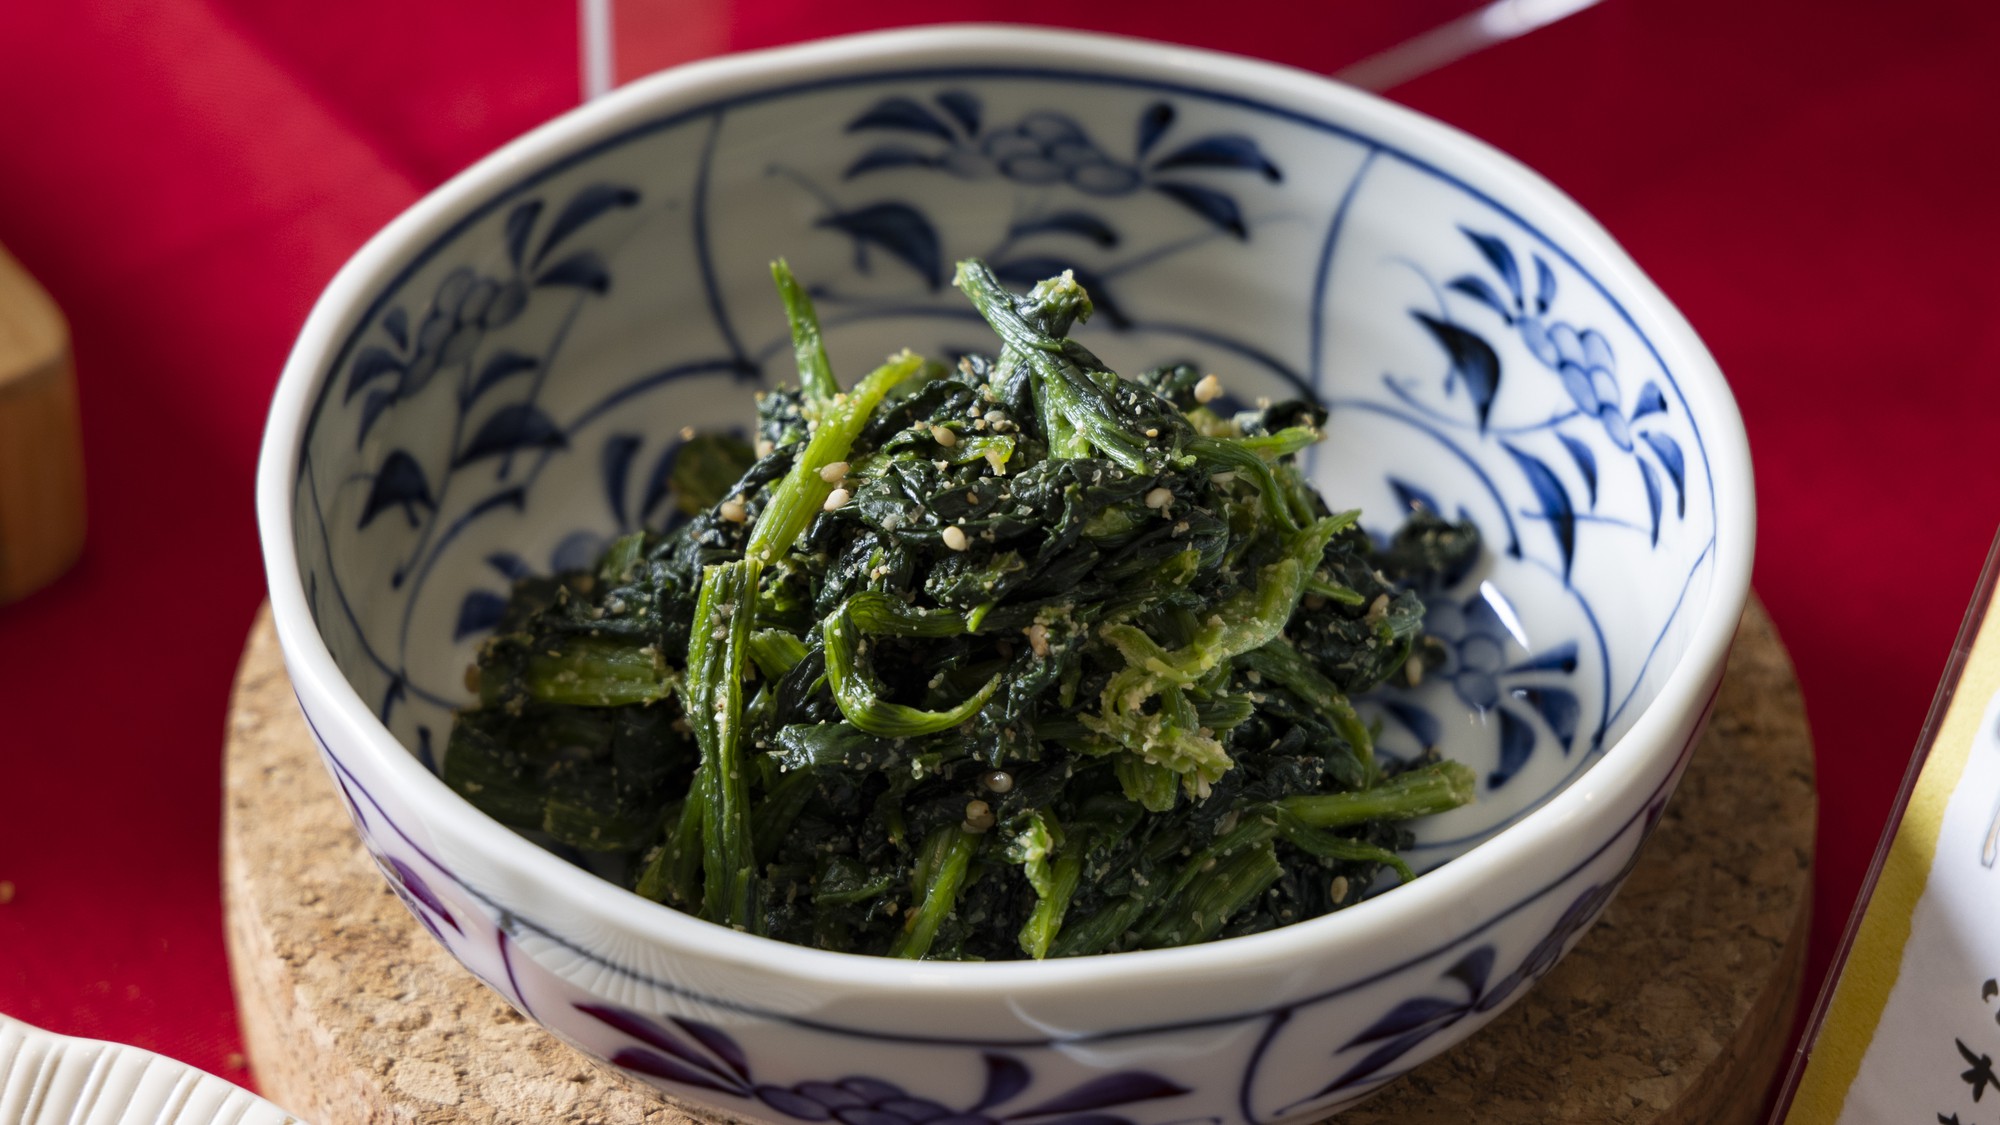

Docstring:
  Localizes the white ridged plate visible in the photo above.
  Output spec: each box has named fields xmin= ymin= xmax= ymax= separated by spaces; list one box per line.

xmin=0 ymin=1015 xmax=304 ymax=1125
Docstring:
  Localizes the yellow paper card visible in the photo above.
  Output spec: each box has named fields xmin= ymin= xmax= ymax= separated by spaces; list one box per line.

xmin=1779 ymin=535 xmax=2000 ymax=1123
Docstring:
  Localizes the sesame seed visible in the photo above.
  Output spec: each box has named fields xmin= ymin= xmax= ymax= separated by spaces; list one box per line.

xmin=679 ymin=425 xmax=697 ymax=440
xmin=1194 ymin=373 xmax=1224 ymax=403
xmin=719 ymin=498 xmax=748 ymax=523
xmin=984 ymin=410 xmax=1007 ymax=424
xmin=1024 ymin=622 xmax=1050 ymax=658
xmin=819 ymin=461 xmax=849 ymax=483
xmin=942 ymin=526 xmax=970 ymax=551
xmin=756 ymin=439 xmax=775 ymax=457
xmin=982 ymin=771 xmax=1015 ymax=795
xmin=1330 ymin=876 xmax=1351 ymax=902
xmin=985 ymin=449 xmax=1008 ymax=476
xmin=930 ymin=424 xmax=958 ymax=447
xmin=1144 ymin=487 xmax=1174 ymax=509
xmin=963 ymin=800 xmax=995 ymax=832
xmin=823 ymin=488 xmax=851 ymax=512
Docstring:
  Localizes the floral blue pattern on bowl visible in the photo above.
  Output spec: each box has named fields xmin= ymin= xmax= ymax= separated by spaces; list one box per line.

xmin=261 ymin=27 xmax=1750 ymax=1124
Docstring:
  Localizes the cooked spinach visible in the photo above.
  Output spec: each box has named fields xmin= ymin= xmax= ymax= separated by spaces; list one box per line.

xmin=446 ymin=259 xmax=1478 ymax=959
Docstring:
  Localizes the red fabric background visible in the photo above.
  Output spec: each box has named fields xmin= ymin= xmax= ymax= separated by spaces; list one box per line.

xmin=1 ymin=0 xmax=1996 ymax=1094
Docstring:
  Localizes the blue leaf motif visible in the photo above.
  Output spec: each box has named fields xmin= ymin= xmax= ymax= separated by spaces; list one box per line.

xmin=1511 ymin=686 xmax=1581 ymax=749
xmin=486 ymin=551 xmax=533 ymax=581
xmin=1533 ymin=254 xmax=1557 ymax=314
xmin=1638 ymin=457 xmax=1663 ymax=547
xmin=935 ymin=90 xmax=981 ymax=135
xmin=578 ymin=1005 xmax=747 ymax=1090
xmin=795 ymin=1081 xmax=868 ymax=1109
xmin=1443 ymin=944 xmax=1497 ymax=994
xmin=670 ymin=1018 xmax=751 ymax=1083
xmin=534 ymin=249 xmax=611 ymax=293
xmin=1411 ymin=313 xmax=1501 ymax=432
xmin=467 ymin=350 xmax=538 ymax=403
xmin=612 ymin=1047 xmax=745 ymax=1094
xmin=1320 ymin=1026 xmax=1440 ymax=1098
xmin=359 ymin=451 xmax=434 ymax=529
xmin=756 ymin=1087 xmax=833 ymax=1120
xmin=817 ymin=202 xmax=942 ymax=289
xmin=1135 ymin=102 xmax=1175 ymax=158
xmin=1446 ymin=275 xmax=1512 ymax=323
xmin=844 ymin=145 xmax=939 ymax=179
xmin=533 ymin=183 xmax=639 ymax=269
xmin=973 ymin=1054 xmax=1032 ymax=1112
xmin=1631 ymin=380 xmax=1668 ymax=421
xmin=1461 ymin=227 xmax=1521 ymax=306
xmin=601 ymin=433 xmax=643 ymax=528
xmin=357 ymin=389 xmax=397 ymax=448
xmin=1382 ymin=700 xmax=1442 ymax=749
xmin=1149 ymin=181 xmax=1245 ymax=239
xmin=1640 ymin=431 xmax=1686 ymax=517
xmin=383 ymin=307 xmax=409 ymax=349
xmin=1344 ymin=996 xmax=1466 ymax=1047
xmin=1388 ymin=477 xmax=1443 ymax=516
xmin=1507 ymin=641 xmax=1579 ymax=674
xmin=457 ymin=404 xmax=566 ymax=466
xmin=552 ymin=530 xmax=607 ymax=574
xmin=1502 ymin=443 xmax=1576 ymax=581
xmin=1006 ymin=1072 xmax=1189 ymax=1118
xmin=454 ymin=590 xmax=507 ymax=641
xmin=386 ymin=856 xmax=460 ymax=933
xmin=847 ymin=95 xmax=954 ymax=140
xmin=844 ymin=1078 xmax=909 ymax=1103
xmin=345 ymin=345 xmax=405 ymax=402
xmin=1008 ymin=211 xmax=1120 ymax=248
xmin=1151 ymin=134 xmax=1281 ymax=181
xmin=878 ymin=1099 xmax=957 ymax=1124
xmin=1492 ymin=707 xmax=1535 ymax=788
xmin=1556 ymin=433 xmax=1598 ymax=508
xmin=504 ymin=199 xmax=543 ymax=269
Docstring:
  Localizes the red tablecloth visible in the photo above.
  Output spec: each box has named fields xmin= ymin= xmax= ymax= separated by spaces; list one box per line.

xmin=3 ymin=0 xmax=1997 ymax=1091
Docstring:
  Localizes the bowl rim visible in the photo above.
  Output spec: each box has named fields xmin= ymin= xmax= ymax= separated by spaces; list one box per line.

xmin=256 ymin=22 xmax=1755 ymax=1001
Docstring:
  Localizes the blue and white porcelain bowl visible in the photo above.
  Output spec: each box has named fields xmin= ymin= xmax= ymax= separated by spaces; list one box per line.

xmin=256 ymin=26 xmax=1752 ymax=1122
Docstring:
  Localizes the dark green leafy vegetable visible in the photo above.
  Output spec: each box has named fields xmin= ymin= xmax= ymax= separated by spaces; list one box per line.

xmin=446 ymin=259 xmax=1479 ymax=960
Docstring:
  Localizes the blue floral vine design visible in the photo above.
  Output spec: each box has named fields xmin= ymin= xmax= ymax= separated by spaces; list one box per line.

xmin=769 ymin=92 xmax=1281 ymax=333
xmin=1267 ymin=796 xmax=1665 ymax=1117
xmin=341 ymin=180 xmax=639 ymax=722
xmin=580 ymin=1004 xmax=1201 ymax=1125
xmin=1399 ymin=227 xmax=1690 ymax=578
xmin=1368 ymin=481 xmax=1588 ymax=790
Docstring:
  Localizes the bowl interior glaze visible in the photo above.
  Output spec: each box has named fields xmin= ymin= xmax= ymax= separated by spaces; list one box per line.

xmin=292 ymin=52 xmax=1719 ymax=873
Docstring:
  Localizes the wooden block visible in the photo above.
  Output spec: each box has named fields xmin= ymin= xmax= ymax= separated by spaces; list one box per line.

xmin=224 ymin=599 xmax=1815 ymax=1124
xmin=0 ymin=242 xmax=85 ymax=605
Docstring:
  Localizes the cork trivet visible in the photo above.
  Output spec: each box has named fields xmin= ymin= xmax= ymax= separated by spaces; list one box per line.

xmin=224 ymin=598 xmax=1814 ymax=1124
